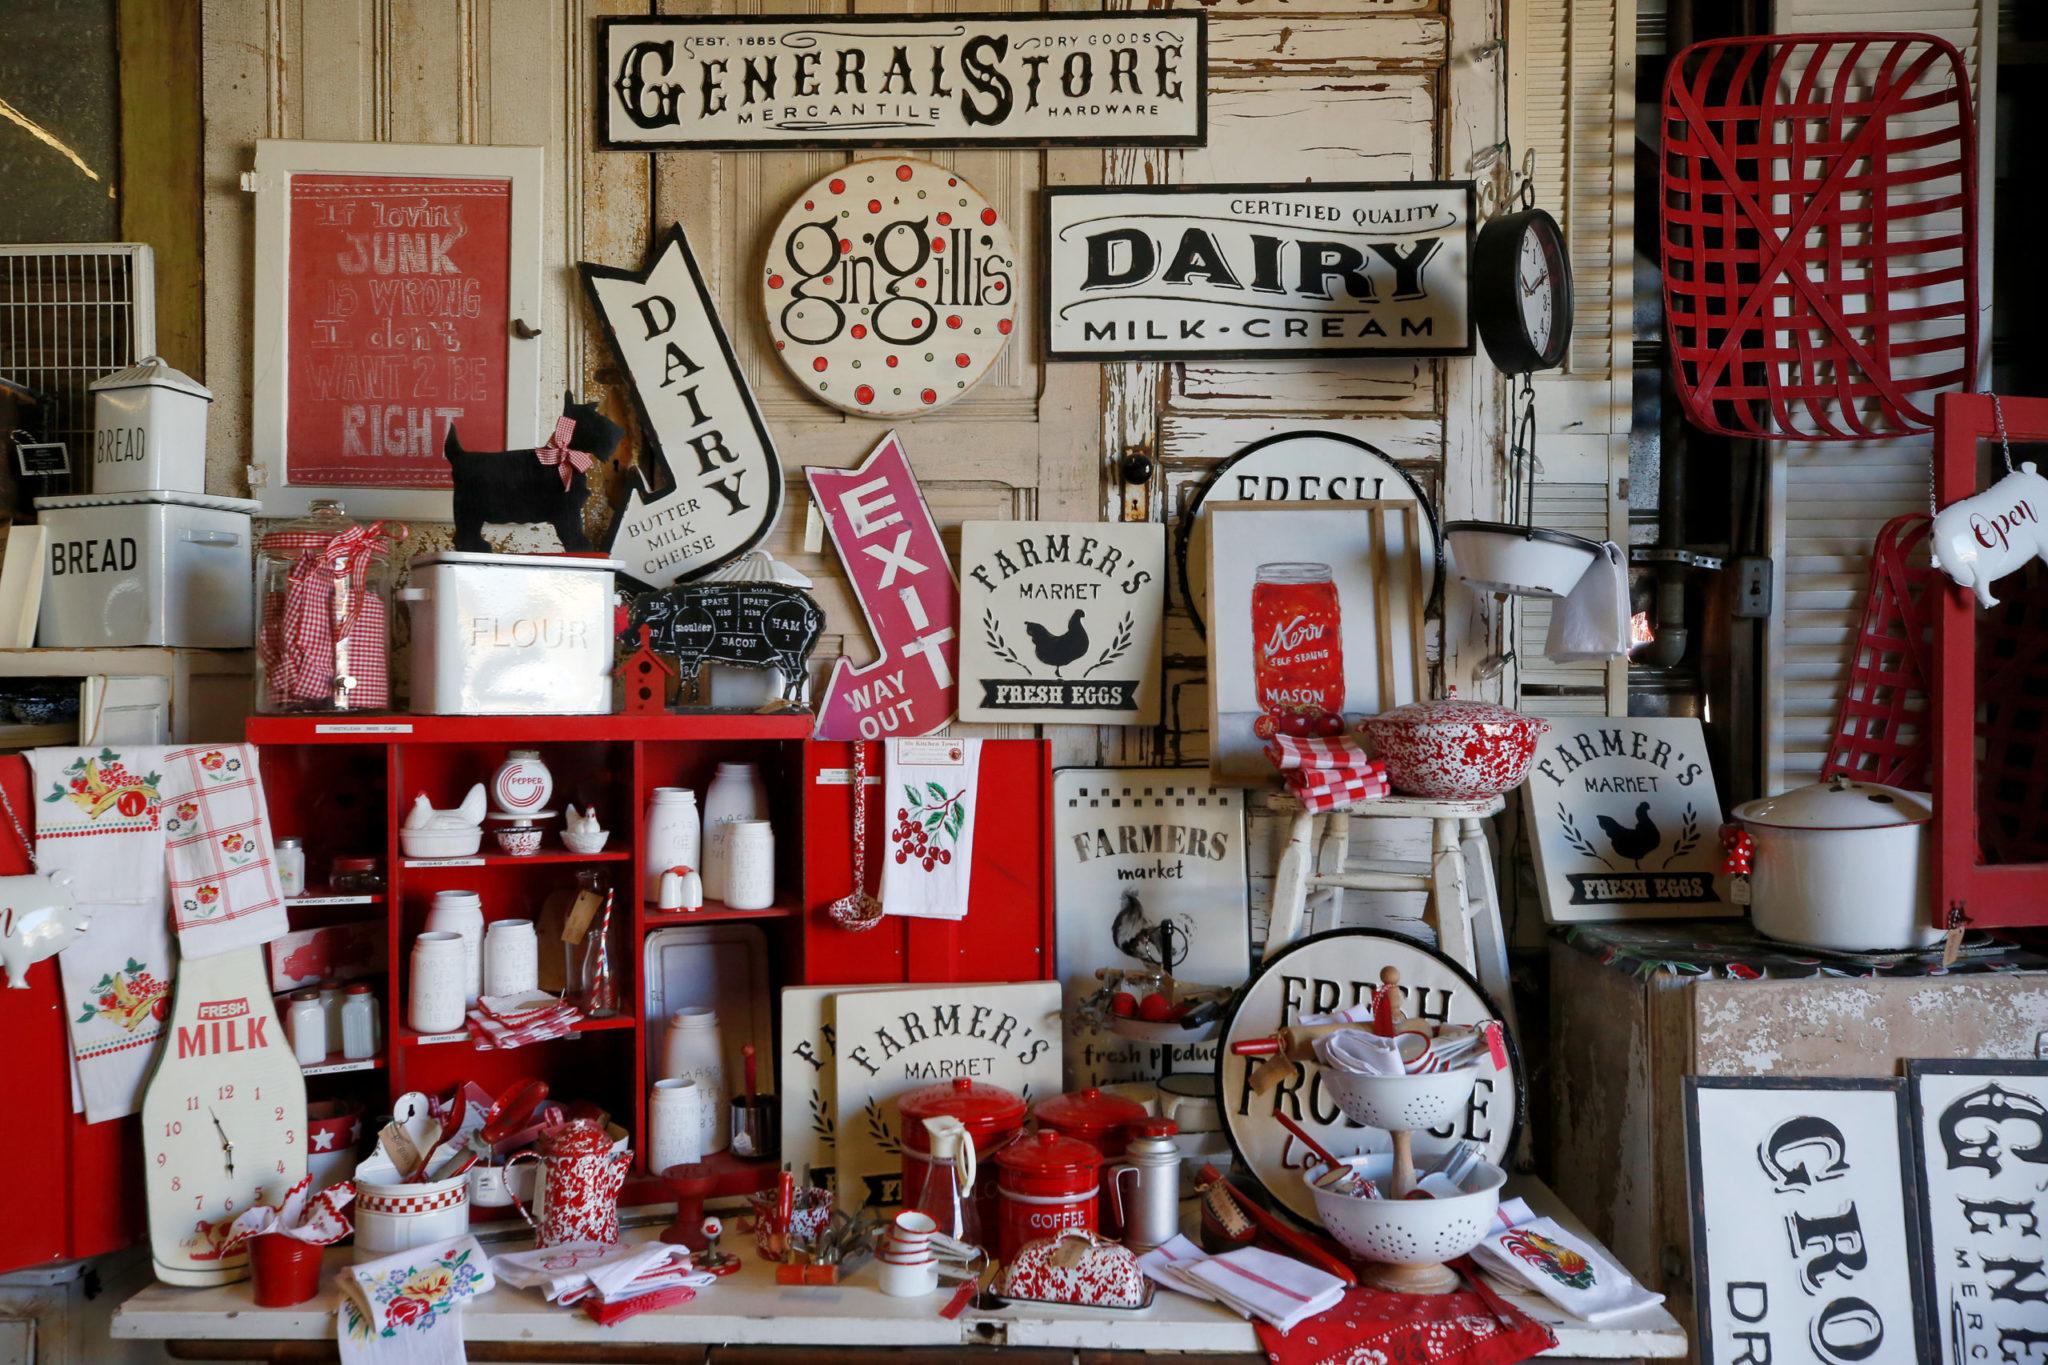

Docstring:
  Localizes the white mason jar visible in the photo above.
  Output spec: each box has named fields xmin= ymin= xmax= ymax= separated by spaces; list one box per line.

xmin=699 ymin=762 xmax=768 ymax=903
xmin=725 ymin=820 xmax=776 ymax=911
xmin=649 ymin=1077 xmax=706 ymax=1173
xmin=425 ymin=890 xmax=486 ymax=1005
xmin=483 ymin=919 xmax=539 ymax=997
xmin=642 ymin=787 xmax=701 ymax=903
xmin=662 ymin=1008 xmax=727 ymax=1154
xmin=408 ymin=932 xmax=467 ymax=1035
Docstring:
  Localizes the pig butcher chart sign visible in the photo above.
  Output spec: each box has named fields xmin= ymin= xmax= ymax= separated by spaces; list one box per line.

xmin=1044 ymin=182 xmax=1474 ymax=361
xmin=807 ymin=432 xmax=959 ymax=741
xmin=1045 ymin=182 xmax=1475 ymax=361
xmin=959 ymin=521 xmax=1164 ymax=724
xmin=598 ymin=13 xmax=1205 ymax=149
xmin=1908 ymin=1060 xmax=2048 ymax=1365
xmin=581 ymin=223 xmax=783 ymax=586
xmin=1686 ymin=1077 xmax=1930 ymax=1365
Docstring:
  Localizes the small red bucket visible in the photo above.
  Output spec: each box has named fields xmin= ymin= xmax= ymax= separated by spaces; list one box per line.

xmin=249 ymin=1232 xmax=324 ymax=1307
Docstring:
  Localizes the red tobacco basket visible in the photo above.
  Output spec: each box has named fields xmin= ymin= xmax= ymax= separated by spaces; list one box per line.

xmin=1661 ymin=33 xmax=1979 ymax=441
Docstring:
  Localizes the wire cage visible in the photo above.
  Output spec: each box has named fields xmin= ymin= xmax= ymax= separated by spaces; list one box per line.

xmin=1661 ymin=34 xmax=1978 ymax=441
xmin=0 ymin=243 xmax=156 ymax=497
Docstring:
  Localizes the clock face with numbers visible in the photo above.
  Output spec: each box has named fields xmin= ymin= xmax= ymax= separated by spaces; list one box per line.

xmin=139 ymin=947 xmax=308 ymax=1286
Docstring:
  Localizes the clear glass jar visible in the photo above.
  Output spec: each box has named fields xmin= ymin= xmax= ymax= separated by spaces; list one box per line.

xmin=330 ymin=856 xmax=384 ymax=894
xmin=275 ymin=837 xmax=306 ymax=897
xmin=255 ymin=499 xmax=402 ymax=714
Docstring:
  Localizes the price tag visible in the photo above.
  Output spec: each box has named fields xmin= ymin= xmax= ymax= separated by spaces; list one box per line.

xmin=303 ymin=1058 xmax=376 ymax=1077
xmin=1729 ymin=875 xmax=1751 ymax=906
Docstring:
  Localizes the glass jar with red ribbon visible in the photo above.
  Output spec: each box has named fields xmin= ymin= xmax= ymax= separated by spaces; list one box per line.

xmin=256 ymin=499 xmax=406 ymax=713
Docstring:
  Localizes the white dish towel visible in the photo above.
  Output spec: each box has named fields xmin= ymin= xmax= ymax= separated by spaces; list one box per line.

xmin=881 ymin=736 xmax=982 ymax=921
xmin=1544 ymin=540 xmax=1631 ymax=663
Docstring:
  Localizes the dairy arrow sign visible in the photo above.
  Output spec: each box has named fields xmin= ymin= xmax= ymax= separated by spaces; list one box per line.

xmin=1044 ymin=182 xmax=1475 ymax=361
xmin=580 ymin=223 xmax=783 ymax=586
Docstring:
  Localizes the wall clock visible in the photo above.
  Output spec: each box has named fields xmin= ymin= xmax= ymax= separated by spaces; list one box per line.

xmin=1216 ymin=927 xmax=1523 ymax=1227
xmin=763 ymin=159 xmax=1017 ymax=418
xmin=140 ymin=947 xmax=307 ymax=1286
xmin=1472 ymin=206 xmax=1571 ymax=374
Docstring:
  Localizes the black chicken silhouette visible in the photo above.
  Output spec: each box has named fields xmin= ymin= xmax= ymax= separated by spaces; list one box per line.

xmin=1596 ymin=801 xmax=1661 ymax=868
xmin=1110 ymin=890 xmax=1191 ymax=973
xmin=1024 ymin=609 xmax=1090 ymax=676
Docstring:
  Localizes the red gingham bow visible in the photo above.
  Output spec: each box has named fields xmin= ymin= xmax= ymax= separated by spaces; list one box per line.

xmin=535 ymin=415 xmax=591 ymax=489
xmin=259 ymin=520 xmax=404 ymax=704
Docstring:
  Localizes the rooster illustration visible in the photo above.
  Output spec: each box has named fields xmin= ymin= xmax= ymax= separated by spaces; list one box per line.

xmin=1024 ymin=609 xmax=1090 ymax=676
xmin=1595 ymin=802 xmax=1662 ymax=869
xmin=1110 ymin=890 xmax=1193 ymax=973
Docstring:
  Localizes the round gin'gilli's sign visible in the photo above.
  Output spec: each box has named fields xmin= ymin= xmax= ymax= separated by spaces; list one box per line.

xmin=764 ymin=159 xmax=1016 ymax=418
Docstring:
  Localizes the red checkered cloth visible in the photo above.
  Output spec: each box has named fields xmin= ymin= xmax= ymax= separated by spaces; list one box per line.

xmin=466 ymin=998 xmax=581 ymax=1050
xmin=257 ymin=520 xmax=404 ymax=710
xmin=1289 ymin=770 xmax=1392 ymax=813
xmin=1266 ymin=734 xmax=1374 ymax=771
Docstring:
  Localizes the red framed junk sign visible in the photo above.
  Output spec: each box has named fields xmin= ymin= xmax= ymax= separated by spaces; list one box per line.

xmin=246 ymin=140 xmax=547 ymax=520
xmin=1660 ymin=34 xmax=1979 ymax=441
xmin=1932 ymin=393 xmax=2048 ymax=928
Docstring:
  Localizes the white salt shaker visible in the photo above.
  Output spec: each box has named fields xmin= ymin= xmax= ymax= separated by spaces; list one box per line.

xmin=288 ymin=990 xmax=326 ymax=1065
xmin=662 ymin=1008 xmax=728 ymax=1153
xmin=275 ymin=838 xmax=306 ymax=898
xmin=483 ymin=918 xmax=539 ymax=997
xmin=725 ymin=820 xmax=776 ymax=911
xmin=649 ymin=1077 xmax=706 ymax=1173
xmin=408 ymin=932 xmax=466 ymax=1035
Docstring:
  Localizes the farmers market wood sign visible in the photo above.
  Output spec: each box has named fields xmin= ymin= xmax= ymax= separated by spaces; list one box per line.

xmin=599 ymin=13 xmax=1206 ymax=149
xmin=1044 ymin=182 xmax=1475 ymax=361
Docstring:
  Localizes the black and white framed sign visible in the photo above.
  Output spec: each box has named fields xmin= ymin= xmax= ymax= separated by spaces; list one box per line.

xmin=959 ymin=521 xmax=1164 ymax=724
xmin=1685 ymin=1077 xmax=1931 ymax=1365
xmin=1044 ymin=182 xmax=1475 ymax=362
xmin=599 ymin=13 xmax=1206 ymax=150
xmin=1216 ymin=928 xmax=1523 ymax=1226
xmin=581 ymin=223 xmax=784 ymax=587
xmin=1527 ymin=718 xmax=1739 ymax=922
xmin=1175 ymin=431 xmax=1440 ymax=637
xmin=1908 ymin=1060 xmax=2048 ymax=1365
xmin=1053 ymin=768 xmax=1249 ymax=1089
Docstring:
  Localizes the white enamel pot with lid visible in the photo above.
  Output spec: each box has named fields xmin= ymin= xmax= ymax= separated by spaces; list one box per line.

xmin=1732 ymin=776 xmax=1936 ymax=952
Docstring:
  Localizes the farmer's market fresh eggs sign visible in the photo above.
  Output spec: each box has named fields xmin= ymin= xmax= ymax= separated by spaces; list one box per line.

xmin=1527 ymin=717 xmax=1739 ymax=922
xmin=599 ymin=13 xmax=1205 ymax=148
xmin=766 ymin=160 xmax=1016 ymax=418
xmin=1045 ymin=182 xmax=1475 ymax=360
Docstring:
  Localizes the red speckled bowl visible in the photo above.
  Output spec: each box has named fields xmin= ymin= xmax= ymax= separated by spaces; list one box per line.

xmin=1357 ymin=698 xmax=1549 ymax=800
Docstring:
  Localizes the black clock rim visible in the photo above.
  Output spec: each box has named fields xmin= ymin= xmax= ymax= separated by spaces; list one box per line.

xmin=1210 ymin=925 xmax=1528 ymax=1222
xmin=1474 ymin=207 xmax=1572 ymax=374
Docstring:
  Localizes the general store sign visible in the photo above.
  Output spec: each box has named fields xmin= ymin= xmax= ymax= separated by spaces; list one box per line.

xmin=599 ymin=13 xmax=1206 ymax=149
xmin=1044 ymin=183 xmax=1474 ymax=361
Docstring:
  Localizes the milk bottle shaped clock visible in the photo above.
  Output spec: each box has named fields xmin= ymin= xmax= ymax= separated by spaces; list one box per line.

xmin=140 ymin=947 xmax=307 ymax=1285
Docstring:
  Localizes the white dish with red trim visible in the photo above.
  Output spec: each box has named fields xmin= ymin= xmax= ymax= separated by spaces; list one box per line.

xmin=353 ymin=1170 xmax=470 ymax=1261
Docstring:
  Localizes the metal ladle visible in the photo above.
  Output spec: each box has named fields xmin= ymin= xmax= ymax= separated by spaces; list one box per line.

xmin=826 ymin=741 xmax=885 ymax=932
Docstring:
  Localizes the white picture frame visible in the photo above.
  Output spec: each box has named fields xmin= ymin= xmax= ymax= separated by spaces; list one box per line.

xmin=1908 ymin=1060 xmax=2048 ymax=1365
xmin=247 ymin=139 xmax=546 ymax=521
xmin=1685 ymin=1076 xmax=1930 ymax=1365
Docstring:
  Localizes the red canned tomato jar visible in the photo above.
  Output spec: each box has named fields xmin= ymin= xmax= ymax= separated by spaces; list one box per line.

xmin=993 ymin=1130 xmax=1102 ymax=1262
xmin=897 ymin=1077 xmax=1024 ymax=1234
xmin=1032 ymin=1086 xmax=1149 ymax=1236
xmin=1252 ymin=562 xmax=1345 ymax=731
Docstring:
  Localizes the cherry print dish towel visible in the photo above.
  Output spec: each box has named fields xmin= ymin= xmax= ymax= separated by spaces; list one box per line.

xmin=881 ymin=737 xmax=981 ymax=921
xmin=338 ymin=1235 xmax=494 ymax=1365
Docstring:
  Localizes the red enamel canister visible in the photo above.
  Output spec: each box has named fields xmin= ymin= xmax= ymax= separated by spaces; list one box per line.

xmin=897 ymin=1078 xmax=1024 ymax=1234
xmin=1032 ymin=1086 xmax=1149 ymax=1235
xmin=993 ymin=1130 xmax=1102 ymax=1262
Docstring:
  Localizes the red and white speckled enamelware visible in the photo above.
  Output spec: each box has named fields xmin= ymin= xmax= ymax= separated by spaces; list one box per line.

xmin=1357 ymin=697 xmax=1549 ymax=800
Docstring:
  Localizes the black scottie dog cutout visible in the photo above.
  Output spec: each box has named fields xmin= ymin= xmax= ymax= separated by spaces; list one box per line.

xmin=443 ymin=392 xmax=624 ymax=553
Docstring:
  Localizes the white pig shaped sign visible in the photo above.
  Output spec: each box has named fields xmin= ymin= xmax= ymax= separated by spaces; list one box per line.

xmin=1930 ymin=463 xmax=2048 ymax=608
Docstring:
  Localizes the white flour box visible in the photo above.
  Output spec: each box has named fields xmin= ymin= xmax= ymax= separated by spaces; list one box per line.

xmin=35 ymin=490 xmax=256 ymax=647
xmin=400 ymin=552 xmax=624 ymax=715
xmin=88 ymin=357 xmax=212 ymax=494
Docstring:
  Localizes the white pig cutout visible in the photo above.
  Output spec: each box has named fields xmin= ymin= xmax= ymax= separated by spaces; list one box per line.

xmin=1931 ymin=463 xmax=2048 ymax=608
xmin=0 ymin=871 xmax=85 ymax=987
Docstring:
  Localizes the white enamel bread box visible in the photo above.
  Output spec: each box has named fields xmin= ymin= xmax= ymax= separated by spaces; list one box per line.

xmin=400 ymin=552 xmax=623 ymax=715
xmin=35 ymin=490 xmax=256 ymax=648
xmin=88 ymin=357 xmax=212 ymax=495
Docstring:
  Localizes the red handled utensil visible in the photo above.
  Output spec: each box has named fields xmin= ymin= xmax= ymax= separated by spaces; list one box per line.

xmin=1196 ymin=1163 xmax=1356 ymax=1286
xmin=421 ymin=1078 xmax=550 ymax=1182
xmin=1274 ymin=1111 xmax=1348 ymax=1173
xmin=743 ymin=1044 xmax=758 ymax=1109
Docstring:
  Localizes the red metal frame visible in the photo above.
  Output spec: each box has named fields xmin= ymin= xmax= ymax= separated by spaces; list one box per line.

xmin=1661 ymin=34 xmax=1978 ymax=440
xmin=1933 ymin=394 xmax=2048 ymax=927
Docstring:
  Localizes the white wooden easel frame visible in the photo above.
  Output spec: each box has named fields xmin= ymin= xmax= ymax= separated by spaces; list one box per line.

xmin=244 ymin=139 xmax=547 ymax=521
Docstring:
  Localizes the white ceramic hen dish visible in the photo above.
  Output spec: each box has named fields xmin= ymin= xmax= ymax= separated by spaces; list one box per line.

xmin=1307 ymin=1154 xmax=1504 ymax=1265
xmin=399 ymin=826 xmax=483 ymax=859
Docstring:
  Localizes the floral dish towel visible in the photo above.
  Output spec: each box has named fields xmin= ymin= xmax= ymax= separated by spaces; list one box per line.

xmin=339 ymin=1234 xmax=494 ymax=1365
xmin=160 ymin=744 xmax=287 ymax=959
xmin=881 ymin=737 xmax=982 ymax=921
xmin=58 ymin=903 xmax=173 ymax=1123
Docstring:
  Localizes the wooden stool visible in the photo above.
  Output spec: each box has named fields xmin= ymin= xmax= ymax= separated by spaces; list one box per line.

xmin=1262 ymin=790 xmax=1516 ymax=1031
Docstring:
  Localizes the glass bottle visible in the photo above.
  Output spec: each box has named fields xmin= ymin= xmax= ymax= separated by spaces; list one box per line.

xmin=255 ymin=499 xmax=401 ymax=714
xmin=274 ymin=838 xmax=306 ymax=897
xmin=911 ymin=1115 xmax=980 ymax=1244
